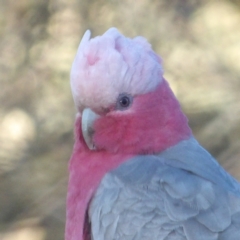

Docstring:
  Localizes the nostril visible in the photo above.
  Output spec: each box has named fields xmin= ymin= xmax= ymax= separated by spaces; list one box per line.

xmin=101 ymin=107 xmax=110 ymax=114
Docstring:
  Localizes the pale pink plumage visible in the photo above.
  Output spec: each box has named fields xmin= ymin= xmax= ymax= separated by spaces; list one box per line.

xmin=70 ymin=28 xmax=163 ymax=112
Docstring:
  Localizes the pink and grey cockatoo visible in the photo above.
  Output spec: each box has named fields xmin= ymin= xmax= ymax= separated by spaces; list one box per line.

xmin=66 ymin=28 xmax=240 ymax=240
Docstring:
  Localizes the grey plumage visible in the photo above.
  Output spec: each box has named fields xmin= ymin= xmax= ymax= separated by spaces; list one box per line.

xmin=89 ymin=138 xmax=240 ymax=240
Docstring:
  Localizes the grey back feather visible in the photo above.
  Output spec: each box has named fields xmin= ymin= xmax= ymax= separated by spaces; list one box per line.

xmin=89 ymin=138 xmax=240 ymax=240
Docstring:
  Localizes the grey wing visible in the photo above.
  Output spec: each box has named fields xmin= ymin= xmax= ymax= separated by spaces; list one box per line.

xmin=89 ymin=156 xmax=240 ymax=240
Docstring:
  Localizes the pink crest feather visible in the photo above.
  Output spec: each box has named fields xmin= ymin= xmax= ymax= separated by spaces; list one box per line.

xmin=70 ymin=28 xmax=163 ymax=111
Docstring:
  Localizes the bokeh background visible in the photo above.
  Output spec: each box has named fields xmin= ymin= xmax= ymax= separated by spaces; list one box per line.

xmin=0 ymin=0 xmax=240 ymax=239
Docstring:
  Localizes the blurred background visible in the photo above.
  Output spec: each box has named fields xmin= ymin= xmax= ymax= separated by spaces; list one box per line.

xmin=0 ymin=0 xmax=240 ymax=239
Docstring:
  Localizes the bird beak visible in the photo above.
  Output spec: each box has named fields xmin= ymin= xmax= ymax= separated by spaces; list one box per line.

xmin=81 ymin=108 xmax=100 ymax=150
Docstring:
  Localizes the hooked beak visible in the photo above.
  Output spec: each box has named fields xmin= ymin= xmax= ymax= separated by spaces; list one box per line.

xmin=81 ymin=108 xmax=100 ymax=150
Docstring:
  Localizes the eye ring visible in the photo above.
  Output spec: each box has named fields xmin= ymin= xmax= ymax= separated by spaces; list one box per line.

xmin=116 ymin=93 xmax=133 ymax=110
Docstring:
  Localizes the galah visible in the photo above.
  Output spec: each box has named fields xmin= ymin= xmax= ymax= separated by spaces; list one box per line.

xmin=66 ymin=28 xmax=240 ymax=240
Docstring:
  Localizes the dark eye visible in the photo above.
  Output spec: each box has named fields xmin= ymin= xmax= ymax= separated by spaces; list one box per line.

xmin=116 ymin=93 xmax=133 ymax=110
xmin=120 ymin=96 xmax=130 ymax=107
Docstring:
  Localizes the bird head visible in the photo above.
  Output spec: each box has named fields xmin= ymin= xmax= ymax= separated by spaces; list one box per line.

xmin=70 ymin=28 xmax=191 ymax=154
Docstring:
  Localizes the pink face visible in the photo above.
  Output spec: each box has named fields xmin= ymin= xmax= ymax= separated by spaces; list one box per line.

xmin=88 ymin=79 xmax=192 ymax=155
